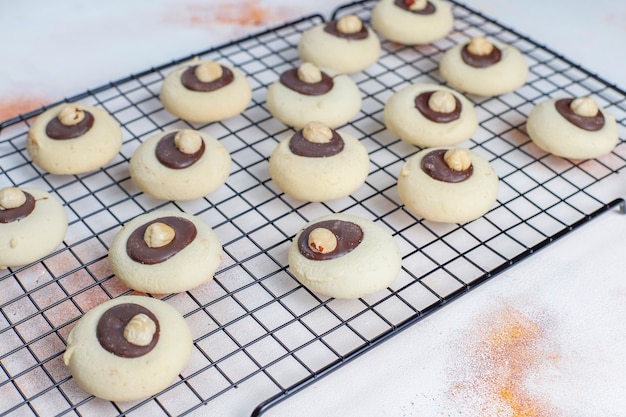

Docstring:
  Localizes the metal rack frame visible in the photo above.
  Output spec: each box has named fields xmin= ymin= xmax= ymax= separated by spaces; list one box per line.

xmin=1 ymin=1 xmax=625 ymax=416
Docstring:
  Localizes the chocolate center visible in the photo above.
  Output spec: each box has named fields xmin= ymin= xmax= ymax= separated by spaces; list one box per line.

xmin=155 ymin=132 xmax=206 ymax=169
xmin=0 ymin=192 xmax=36 ymax=224
xmin=126 ymin=216 xmax=197 ymax=265
xmin=96 ymin=303 xmax=160 ymax=358
xmin=394 ymin=0 xmax=436 ymax=15
xmin=297 ymin=219 xmax=363 ymax=261
xmin=289 ymin=129 xmax=344 ymax=157
xmin=461 ymin=44 xmax=502 ymax=68
xmin=555 ymin=98 xmax=605 ymax=132
xmin=421 ymin=149 xmax=473 ymax=183
xmin=414 ymin=91 xmax=462 ymax=123
xmin=279 ymin=68 xmax=334 ymax=96
xmin=181 ymin=65 xmax=234 ymax=92
xmin=45 ymin=111 xmax=95 ymax=140
xmin=323 ymin=20 xmax=369 ymax=40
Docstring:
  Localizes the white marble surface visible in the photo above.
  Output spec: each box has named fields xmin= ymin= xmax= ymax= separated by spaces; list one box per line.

xmin=1 ymin=1 xmax=625 ymax=416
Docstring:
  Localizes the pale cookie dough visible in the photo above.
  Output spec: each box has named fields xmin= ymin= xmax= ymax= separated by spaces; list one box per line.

xmin=108 ymin=210 xmax=222 ymax=294
xmin=439 ymin=37 xmax=528 ymax=96
xmin=266 ymin=62 xmax=362 ymax=129
xmin=269 ymin=122 xmax=370 ymax=202
xmin=288 ymin=213 xmax=402 ymax=299
xmin=0 ymin=187 xmax=67 ymax=269
xmin=526 ymin=97 xmax=619 ymax=160
xmin=63 ymin=295 xmax=192 ymax=402
xmin=384 ymin=83 xmax=478 ymax=147
xmin=371 ymin=0 xmax=453 ymax=45
xmin=160 ymin=60 xmax=252 ymax=123
xmin=298 ymin=15 xmax=381 ymax=74
xmin=130 ymin=129 xmax=231 ymax=201
xmin=397 ymin=147 xmax=499 ymax=223
xmin=27 ymin=103 xmax=122 ymax=175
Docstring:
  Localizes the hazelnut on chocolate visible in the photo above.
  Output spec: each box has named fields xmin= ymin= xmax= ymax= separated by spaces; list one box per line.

xmin=406 ymin=0 xmax=428 ymax=10
xmin=0 ymin=187 xmax=26 ymax=209
xmin=570 ymin=97 xmax=599 ymax=117
xmin=143 ymin=222 xmax=176 ymax=248
xmin=174 ymin=130 xmax=203 ymax=154
xmin=195 ymin=61 xmax=223 ymax=83
xmin=58 ymin=105 xmax=86 ymax=126
xmin=308 ymin=227 xmax=338 ymax=254
xmin=297 ymin=62 xmax=323 ymax=84
xmin=336 ymin=15 xmax=363 ymax=34
xmin=302 ymin=121 xmax=333 ymax=144
xmin=467 ymin=37 xmax=494 ymax=56
xmin=444 ymin=148 xmax=472 ymax=172
xmin=428 ymin=91 xmax=456 ymax=114
xmin=123 ymin=313 xmax=158 ymax=347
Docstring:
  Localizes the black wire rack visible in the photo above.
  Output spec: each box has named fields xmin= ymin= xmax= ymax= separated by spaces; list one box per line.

xmin=1 ymin=1 xmax=625 ymax=416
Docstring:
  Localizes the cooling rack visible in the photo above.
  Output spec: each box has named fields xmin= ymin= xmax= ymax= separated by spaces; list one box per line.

xmin=1 ymin=0 xmax=626 ymax=416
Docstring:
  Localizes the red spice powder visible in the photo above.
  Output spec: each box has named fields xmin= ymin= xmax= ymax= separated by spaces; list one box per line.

xmin=449 ymin=306 xmax=559 ymax=416
xmin=0 ymin=97 xmax=47 ymax=123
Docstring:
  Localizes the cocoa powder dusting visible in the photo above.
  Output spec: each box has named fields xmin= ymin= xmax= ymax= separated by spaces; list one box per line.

xmin=449 ymin=306 xmax=560 ymax=416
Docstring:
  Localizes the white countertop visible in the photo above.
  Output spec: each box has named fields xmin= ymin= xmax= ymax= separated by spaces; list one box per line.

xmin=1 ymin=1 xmax=625 ymax=416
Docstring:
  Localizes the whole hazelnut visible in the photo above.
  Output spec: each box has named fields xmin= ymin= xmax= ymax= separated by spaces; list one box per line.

xmin=143 ymin=222 xmax=176 ymax=248
xmin=297 ymin=62 xmax=323 ymax=84
xmin=428 ymin=91 xmax=456 ymax=114
xmin=195 ymin=61 xmax=223 ymax=83
xmin=336 ymin=15 xmax=363 ymax=34
xmin=123 ymin=313 xmax=157 ymax=346
xmin=308 ymin=227 xmax=338 ymax=254
xmin=406 ymin=0 xmax=428 ymax=11
xmin=467 ymin=37 xmax=494 ymax=56
xmin=58 ymin=105 xmax=85 ymax=126
xmin=0 ymin=187 xmax=27 ymax=209
xmin=570 ymin=97 xmax=599 ymax=117
xmin=444 ymin=148 xmax=472 ymax=172
xmin=174 ymin=130 xmax=203 ymax=154
xmin=302 ymin=121 xmax=333 ymax=144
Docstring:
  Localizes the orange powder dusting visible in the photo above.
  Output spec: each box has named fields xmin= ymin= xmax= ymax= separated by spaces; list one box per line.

xmin=449 ymin=306 xmax=559 ymax=416
xmin=0 ymin=97 xmax=47 ymax=123
xmin=165 ymin=0 xmax=295 ymax=29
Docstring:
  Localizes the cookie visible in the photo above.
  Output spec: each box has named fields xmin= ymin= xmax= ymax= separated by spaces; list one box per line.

xmin=526 ymin=97 xmax=619 ymax=160
xmin=265 ymin=62 xmax=362 ymax=129
xmin=269 ymin=121 xmax=370 ymax=202
xmin=27 ymin=103 xmax=122 ymax=175
xmin=288 ymin=213 xmax=402 ymax=299
xmin=0 ymin=187 xmax=67 ymax=269
xmin=439 ymin=37 xmax=528 ymax=96
xmin=63 ymin=295 xmax=192 ymax=402
xmin=160 ymin=60 xmax=252 ymax=124
xmin=129 ymin=129 xmax=231 ymax=201
xmin=384 ymin=83 xmax=478 ymax=147
xmin=397 ymin=147 xmax=499 ymax=223
xmin=297 ymin=15 xmax=381 ymax=74
xmin=108 ymin=210 xmax=223 ymax=294
xmin=371 ymin=0 xmax=453 ymax=45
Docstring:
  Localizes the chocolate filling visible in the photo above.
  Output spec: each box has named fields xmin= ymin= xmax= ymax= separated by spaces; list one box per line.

xmin=279 ymin=68 xmax=334 ymax=96
xmin=461 ymin=44 xmax=502 ymax=68
xmin=126 ymin=216 xmax=197 ymax=265
xmin=555 ymin=98 xmax=605 ymax=132
xmin=0 ymin=192 xmax=36 ymax=224
xmin=323 ymin=20 xmax=369 ymax=40
xmin=96 ymin=303 xmax=160 ymax=358
xmin=289 ymin=129 xmax=344 ymax=157
xmin=297 ymin=219 xmax=363 ymax=261
xmin=394 ymin=0 xmax=436 ymax=15
xmin=414 ymin=91 xmax=462 ymax=123
xmin=421 ymin=149 xmax=473 ymax=183
xmin=155 ymin=132 xmax=206 ymax=169
xmin=181 ymin=65 xmax=234 ymax=92
xmin=45 ymin=110 xmax=95 ymax=140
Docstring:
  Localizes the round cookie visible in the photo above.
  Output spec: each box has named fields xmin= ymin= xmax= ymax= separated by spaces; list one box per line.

xmin=160 ymin=60 xmax=252 ymax=124
xmin=130 ymin=129 xmax=231 ymax=201
xmin=27 ymin=103 xmax=122 ymax=175
xmin=384 ymin=83 xmax=478 ymax=147
xmin=288 ymin=213 xmax=402 ymax=299
xmin=266 ymin=62 xmax=362 ymax=129
xmin=108 ymin=210 xmax=223 ymax=294
xmin=63 ymin=295 xmax=192 ymax=402
xmin=526 ymin=97 xmax=619 ymax=160
xmin=439 ymin=37 xmax=528 ymax=96
xmin=297 ymin=15 xmax=381 ymax=74
xmin=0 ymin=187 xmax=67 ymax=269
xmin=397 ymin=147 xmax=499 ymax=223
xmin=269 ymin=121 xmax=370 ymax=202
xmin=371 ymin=0 xmax=453 ymax=45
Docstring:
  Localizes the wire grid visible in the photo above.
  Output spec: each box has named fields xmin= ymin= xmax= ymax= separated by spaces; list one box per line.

xmin=1 ymin=1 xmax=626 ymax=416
